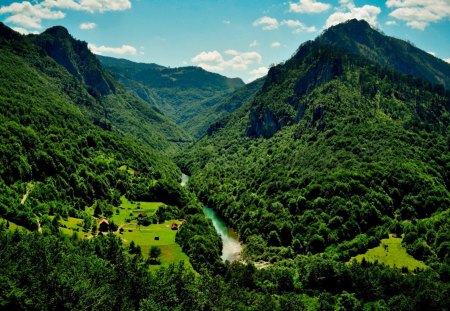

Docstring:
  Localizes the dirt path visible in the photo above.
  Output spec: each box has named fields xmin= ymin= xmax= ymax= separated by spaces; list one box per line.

xmin=20 ymin=182 xmax=34 ymax=205
xmin=20 ymin=190 xmax=30 ymax=205
xmin=36 ymin=217 xmax=42 ymax=233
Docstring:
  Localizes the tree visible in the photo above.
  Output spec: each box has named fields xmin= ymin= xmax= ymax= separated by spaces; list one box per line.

xmin=91 ymin=223 xmax=97 ymax=236
xmin=149 ymin=246 xmax=162 ymax=264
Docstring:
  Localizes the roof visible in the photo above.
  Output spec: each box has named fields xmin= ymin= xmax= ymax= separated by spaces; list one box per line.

xmin=99 ymin=219 xmax=109 ymax=225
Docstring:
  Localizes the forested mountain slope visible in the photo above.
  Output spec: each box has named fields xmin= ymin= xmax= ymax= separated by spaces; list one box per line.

xmin=185 ymin=77 xmax=265 ymax=138
xmin=29 ymin=26 xmax=190 ymax=152
xmin=317 ymin=19 xmax=450 ymax=89
xmin=182 ymin=20 xmax=450 ymax=267
xmin=98 ymin=55 xmax=245 ymax=135
xmin=0 ymin=23 xmax=183 ymax=228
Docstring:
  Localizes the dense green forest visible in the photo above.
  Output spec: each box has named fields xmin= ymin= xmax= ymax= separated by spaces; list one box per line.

xmin=1 ymin=19 xmax=450 ymax=310
xmin=98 ymin=55 xmax=245 ymax=137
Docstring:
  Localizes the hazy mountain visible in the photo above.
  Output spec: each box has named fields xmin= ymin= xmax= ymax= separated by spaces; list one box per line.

xmin=184 ymin=77 xmax=265 ymax=138
xmin=98 ymin=55 xmax=245 ymax=135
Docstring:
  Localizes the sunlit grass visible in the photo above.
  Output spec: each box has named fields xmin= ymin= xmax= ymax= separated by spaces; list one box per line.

xmin=351 ymin=234 xmax=428 ymax=271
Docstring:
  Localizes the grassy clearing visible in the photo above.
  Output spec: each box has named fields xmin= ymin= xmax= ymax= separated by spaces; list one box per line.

xmin=0 ymin=217 xmax=28 ymax=232
xmin=351 ymin=234 xmax=428 ymax=271
xmin=119 ymin=220 xmax=192 ymax=270
xmin=113 ymin=196 xmax=163 ymax=224
xmin=53 ymin=197 xmax=191 ymax=270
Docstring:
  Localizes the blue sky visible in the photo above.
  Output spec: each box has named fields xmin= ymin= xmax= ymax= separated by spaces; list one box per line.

xmin=1 ymin=0 xmax=449 ymax=82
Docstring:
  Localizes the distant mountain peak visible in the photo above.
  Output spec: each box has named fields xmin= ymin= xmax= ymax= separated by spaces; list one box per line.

xmin=317 ymin=19 xmax=450 ymax=89
xmin=42 ymin=25 xmax=71 ymax=36
xmin=246 ymin=19 xmax=450 ymax=138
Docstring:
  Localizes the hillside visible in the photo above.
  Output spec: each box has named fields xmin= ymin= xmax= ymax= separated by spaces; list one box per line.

xmin=0 ymin=23 xmax=184 ymax=228
xmin=317 ymin=19 xmax=450 ymax=89
xmin=1 ymin=17 xmax=450 ymax=310
xmin=29 ymin=26 xmax=190 ymax=152
xmin=184 ymin=77 xmax=265 ymax=138
xmin=182 ymin=20 xmax=450 ymax=268
xmin=98 ymin=55 xmax=245 ymax=135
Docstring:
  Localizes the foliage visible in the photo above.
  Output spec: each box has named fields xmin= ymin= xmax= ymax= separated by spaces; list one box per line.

xmin=98 ymin=55 xmax=245 ymax=137
xmin=181 ymin=20 xmax=450 ymax=269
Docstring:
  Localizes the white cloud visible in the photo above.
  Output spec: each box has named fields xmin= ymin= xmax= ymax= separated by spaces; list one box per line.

xmin=281 ymin=19 xmax=317 ymax=33
xmin=444 ymin=58 xmax=450 ymax=64
xmin=325 ymin=4 xmax=381 ymax=28
xmin=79 ymin=22 xmax=96 ymax=30
xmin=11 ymin=26 xmax=39 ymax=34
xmin=289 ymin=0 xmax=331 ymax=14
xmin=386 ymin=0 xmax=450 ymax=30
xmin=0 ymin=0 xmax=131 ymax=30
xmin=43 ymin=0 xmax=132 ymax=13
xmin=271 ymin=41 xmax=281 ymax=47
xmin=223 ymin=20 xmax=231 ymax=24
xmin=0 ymin=1 xmax=65 ymax=29
xmin=249 ymin=40 xmax=258 ymax=47
xmin=224 ymin=49 xmax=240 ymax=56
xmin=88 ymin=43 xmax=137 ymax=55
xmin=253 ymin=16 xmax=279 ymax=30
xmin=191 ymin=50 xmax=262 ymax=73
xmin=385 ymin=20 xmax=397 ymax=25
xmin=249 ymin=67 xmax=269 ymax=81
xmin=191 ymin=50 xmax=224 ymax=63
xmin=427 ymin=51 xmax=436 ymax=56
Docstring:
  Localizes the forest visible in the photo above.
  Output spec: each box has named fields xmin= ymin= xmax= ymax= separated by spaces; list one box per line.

xmin=1 ymin=18 xmax=450 ymax=310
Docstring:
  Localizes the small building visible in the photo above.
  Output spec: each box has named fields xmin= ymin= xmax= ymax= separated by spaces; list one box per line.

xmin=171 ymin=222 xmax=179 ymax=230
xmin=137 ymin=213 xmax=147 ymax=222
xmin=99 ymin=219 xmax=109 ymax=232
xmin=154 ymin=236 xmax=160 ymax=240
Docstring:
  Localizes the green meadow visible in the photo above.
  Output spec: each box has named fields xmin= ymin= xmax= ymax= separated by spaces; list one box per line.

xmin=351 ymin=234 xmax=428 ymax=271
xmin=55 ymin=197 xmax=192 ymax=270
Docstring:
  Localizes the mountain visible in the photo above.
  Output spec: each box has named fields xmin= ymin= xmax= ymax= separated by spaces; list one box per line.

xmin=1 ymin=20 xmax=450 ymax=310
xmin=28 ymin=26 xmax=190 ymax=152
xmin=184 ymin=77 xmax=265 ymax=138
xmin=247 ymin=19 xmax=450 ymax=139
xmin=182 ymin=19 xmax=450 ymax=267
xmin=0 ymin=22 xmax=186 ymax=228
xmin=98 ymin=55 xmax=245 ymax=135
xmin=30 ymin=26 xmax=116 ymax=97
xmin=317 ymin=19 xmax=450 ymax=89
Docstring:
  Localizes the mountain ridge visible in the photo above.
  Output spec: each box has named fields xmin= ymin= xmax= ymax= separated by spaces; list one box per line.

xmin=98 ymin=55 xmax=246 ymax=136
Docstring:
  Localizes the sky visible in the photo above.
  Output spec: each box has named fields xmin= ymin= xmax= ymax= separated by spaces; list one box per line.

xmin=0 ymin=0 xmax=449 ymax=82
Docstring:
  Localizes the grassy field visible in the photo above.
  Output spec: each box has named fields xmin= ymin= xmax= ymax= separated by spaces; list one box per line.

xmin=119 ymin=220 xmax=192 ymax=270
xmin=350 ymin=234 xmax=428 ymax=271
xmin=54 ymin=197 xmax=192 ymax=270
xmin=113 ymin=196 xmax=163 ymax=224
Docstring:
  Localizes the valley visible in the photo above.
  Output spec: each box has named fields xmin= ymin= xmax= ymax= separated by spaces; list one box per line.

xmin=0 ymin=16 xmax=449 ymax=310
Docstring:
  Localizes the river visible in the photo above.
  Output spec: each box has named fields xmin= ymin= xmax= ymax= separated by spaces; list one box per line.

xmin=203 ymin=206 xmax=243 ymax=262
xmin=181 ymin=173 xmax=243 ymax=262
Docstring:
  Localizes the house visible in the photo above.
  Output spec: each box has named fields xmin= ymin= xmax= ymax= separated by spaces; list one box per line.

xmin=137 ymin=213 xmax=147 ymax=222
xmin=171 ymin=222 xmax=179 ymax=230
xmin=99 ymin=219 xmax=109 ymax=232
